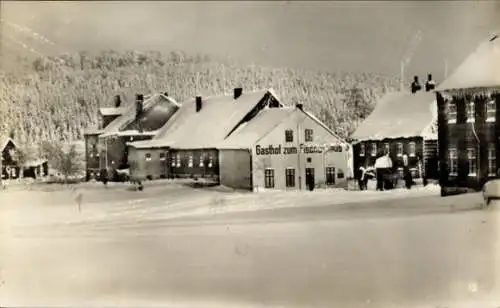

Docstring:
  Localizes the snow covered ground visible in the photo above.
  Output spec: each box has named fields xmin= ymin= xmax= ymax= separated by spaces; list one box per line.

xmin=0 ymin=181 xmax=444 ymax=229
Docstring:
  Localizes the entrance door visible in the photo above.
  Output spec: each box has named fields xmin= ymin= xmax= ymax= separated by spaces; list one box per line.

xmin=305 ymin=167 xmax=315 ymax=191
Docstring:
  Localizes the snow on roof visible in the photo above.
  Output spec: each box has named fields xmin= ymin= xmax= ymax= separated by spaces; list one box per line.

xmin=0 ymin=136 xmax=16 ymax=151
xmin=98 ymin=107 xmax=128 ymax=116
xmin=217 ymin=107 xmax=296 ymax=149
xmin=112 ymin=130 xmax=157 ymax=137
xmin=437 ymin=32 xmax=500 ymax=91
xmin=130 ymin=89 xmax=277 ymax=149
xmin=100 ymin=93 xmax=179 ymax=138
xmin=351 ymin=91 xmax=436 ymax=141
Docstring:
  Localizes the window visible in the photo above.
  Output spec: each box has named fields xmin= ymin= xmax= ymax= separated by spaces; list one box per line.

xmin=159 ymin=152 xmax=166 ymax=161
xmin=486 ymin=100 xmax=496 ymax=122
xmin=409 ymin=142 xmax=416 ymax=157
xmin=208 ymin=153 xmax=214 ymax=168
xmin=188 ymin=152 xmax=193 ymax=167
xmin=466 ymin=101 xmax=475 ymax=123
xmin=325 ymin=167 xmax=335 ymax=185
xmin=447 ymin=101 xmax=457 ymax=124
xmin=396 ymin=143 xmax=403 ymax=156
xmin=337 ymin=169 xmax=345 ymax=179
xmin=264 ymin=169 xmax=275 ymax=188
xmin=371 ymin=143 xmax=377 ymax=157
xmin=145 ymin=153 xmax=152 ymax=161
xmin=199 ymin=153 xmax=205 ymax=167
xmin=384 ymin=143 xmax=390 ymax=154
xmin=448 ymin=147 xmax=458 ymax=175
xmin=285 ymin=130 xmax=294 ymax=142
xmin=305 ymin=129 xmax=313 ymax=142
xmin=467 ymin=147 xmax=477 ymax=176
xmin=176 ymin=153 xmax=181 ymax=167
xmin=488 ymin=144 xmax=496 ymax=176
xmin=285 ymin=168 xmax=295 ymax=187
xmin=171 ymin=155 xmax=176 ymax=167
xmin=359 ymin=143 xmax=365 ymax=156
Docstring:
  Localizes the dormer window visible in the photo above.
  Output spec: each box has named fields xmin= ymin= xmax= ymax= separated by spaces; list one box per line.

xmin=447 ymin=101 xmax=457 ymax=124
xmin=466 ymin=101 xmax=475 ymax=123
xmin=486 ymin=100 xmax=496 ymax=122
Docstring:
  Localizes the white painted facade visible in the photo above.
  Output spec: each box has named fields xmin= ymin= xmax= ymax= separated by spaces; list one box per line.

xmin=250 ymin=109 xmax=352 ymax=191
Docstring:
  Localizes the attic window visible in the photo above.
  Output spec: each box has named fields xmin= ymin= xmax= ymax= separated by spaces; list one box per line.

xmin=486 ymin=100 xmax=496 ymax=122
xmin=466 ymin=101 xmax=475 ymax=123
xmin=447 ymin=102 xmax=457 ymax=124
xmin=159 ymin=152 xmax=166 ymax=161
xmin=145 ymin=153 xmax=152 ymax=161
xmin=285 ymin=130 xmax=294 ymax=143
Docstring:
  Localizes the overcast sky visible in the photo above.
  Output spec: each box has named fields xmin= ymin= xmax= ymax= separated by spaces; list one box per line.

xmin=1 ymin=1 xmax=499 ymax=81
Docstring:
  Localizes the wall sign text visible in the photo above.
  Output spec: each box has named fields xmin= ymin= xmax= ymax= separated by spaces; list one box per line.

xmin=255 ymin=144 xmax=343 ymax=156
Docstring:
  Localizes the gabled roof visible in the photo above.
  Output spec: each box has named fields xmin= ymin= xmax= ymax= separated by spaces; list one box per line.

xmin=350 ymin=91 xmax=437 ymax=141
xmin=0 ymin=136 xmax=16 ymax=151
xmin=437 ymin=32 xmax=500 ymax=91
xmin=129 ymin=89 xmax=280 ymax=149
xmin=218 ymin=106 xmax=350 ymax=150
xmin=100 ymin=93 xmax=179 ymax=138
xmin=217 ymin=107 xmax=296 ymax=149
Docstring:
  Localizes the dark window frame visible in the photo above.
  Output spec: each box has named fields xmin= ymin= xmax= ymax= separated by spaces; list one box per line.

xmin=325 ymin=167 xmax=335 ymax=185
xmin=265 ymin=168 xmax=275 ymax=188
xmin=285 ymin=168 xmax=295 ymax=188
xmin=285 ymin=130 xmax=294 ymax=143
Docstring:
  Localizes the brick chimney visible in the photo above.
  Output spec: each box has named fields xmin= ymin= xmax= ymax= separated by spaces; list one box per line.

xmin=234 ymin=87 xmax=243 ymax=99
xmin=114 ymin=94 xmax=121 ymax=108
xmin=425 ymin=73 xmax=436 ymax=92
xmin=296 ymin=103 xmax=303 ymax=110
xmin=411 ymin=76 xmax=422 ymax=94
xmin=135 ymin=94 xmax=144 ymax=119
xmin=195 ymin=96 xmax=202 ymax=112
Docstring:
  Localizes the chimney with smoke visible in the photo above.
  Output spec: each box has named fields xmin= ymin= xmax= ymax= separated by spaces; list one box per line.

xmin=233 ymin=87 xmax=243 ymax=100
xmin=425 ymin=73 xmax=436 ymax=92
xmin=195 ymin=96 xmax=202 ymax=112
xmin=411 ymin=76 xmax=422 ymax=94
xmin=114 ymin=95 xmax=121 ymax=108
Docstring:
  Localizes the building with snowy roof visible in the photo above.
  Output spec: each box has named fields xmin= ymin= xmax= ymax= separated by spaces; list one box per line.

xmin=436 ymin=32 xmax=500 ymax=194
xmin=127 ymin=87 xmax=352 ymax=191
xmin=83 ymin=92 xmax=179 ymax=181
xmin=351 ymin=90 xmax=439 ymax=184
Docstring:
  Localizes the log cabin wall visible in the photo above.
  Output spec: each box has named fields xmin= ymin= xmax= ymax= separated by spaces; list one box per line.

xmin=437 ymin=90 xmax=499 ymax=193
xmin=353 ymin=137 xmax=425 ymax=179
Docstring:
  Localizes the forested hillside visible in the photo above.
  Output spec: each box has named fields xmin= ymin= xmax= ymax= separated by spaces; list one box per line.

xmin=0 ymin=50 xmax=400 ymax=150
